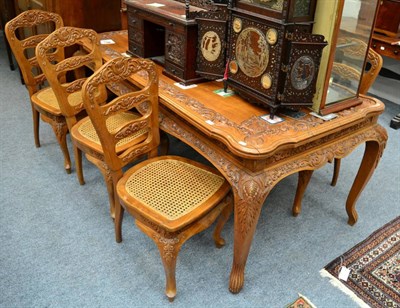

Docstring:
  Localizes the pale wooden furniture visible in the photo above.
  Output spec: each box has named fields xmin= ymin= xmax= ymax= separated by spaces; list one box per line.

xmin=4 ymin=10 xmax=72 ymax=172
xmin=294 ymin=46 xmax=383 ymax=213
xmin=36 ymin=26 xmax=148 ymax=218
xmin=328 ymin=45 xmax=383 ymax=187
xmin=35 ymin=26 xmax=103 ymax=182
xmin=79 ymin=56 xmax=233 ymax=301
xmin=90 ymin=31 xmax=388 ymax=294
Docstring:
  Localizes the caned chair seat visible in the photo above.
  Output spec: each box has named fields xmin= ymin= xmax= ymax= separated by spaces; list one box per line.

xmin=71 ymin=112 xmax=148 ymax=154
xmin=118 ymin=157 xmax=227 ymax=231
xmin=31 ymin=87 xmax=83 ymax=116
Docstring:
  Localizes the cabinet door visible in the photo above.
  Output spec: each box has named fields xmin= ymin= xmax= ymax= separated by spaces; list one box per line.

xmin=280 ymin=32 xmax=327 ymax=106
xmin=196 ymin=10 xmax=228 ymax=80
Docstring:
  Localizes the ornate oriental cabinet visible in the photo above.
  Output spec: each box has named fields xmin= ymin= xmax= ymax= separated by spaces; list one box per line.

xmin=125 ymin=0 xmax=327 ymax=115
xmin=196 ymin=0 xmax=327 ymax=116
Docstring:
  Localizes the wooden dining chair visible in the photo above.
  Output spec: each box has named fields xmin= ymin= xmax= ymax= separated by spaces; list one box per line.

xmin=77 ymin=56 xmax=232 ymax=301
xmin=35 ymin=26 xmax=103 ymax=182
xmin=36 ymin=26 xmax=148 ymax=218
xmin=4 ymin=10 xmax=72 ymax=172
xmin=292 ymin=46 xmax=383 ymax=216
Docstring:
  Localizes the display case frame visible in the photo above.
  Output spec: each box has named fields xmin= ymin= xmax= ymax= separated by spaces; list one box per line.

xmin=312 ymin=0 xmax=381 ymax=115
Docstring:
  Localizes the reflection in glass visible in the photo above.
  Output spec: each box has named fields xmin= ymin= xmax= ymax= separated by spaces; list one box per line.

xmin=239 ymin=0 xmax=284 ymax=12
xmin=294 ymin=0 xmax=311 ymax=17
xmin=326 ymin=0 xmax=378 ymax=105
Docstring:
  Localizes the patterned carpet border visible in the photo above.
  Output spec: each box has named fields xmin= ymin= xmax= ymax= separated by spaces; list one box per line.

xmin=286 ymin=293 xmax=316 ymax=308
xmin=321 ymin=216 xmax=400 ymax=308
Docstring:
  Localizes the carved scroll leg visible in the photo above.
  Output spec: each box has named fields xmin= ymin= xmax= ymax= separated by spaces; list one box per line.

xmin=292 ymin=170 xmax=314 ymax=217
xmin=213 ymin=195 xmax=233 ymax=248
xmin=74 ymin=146 xmax=85 ymax=185
xmin=346 ymin=140 xmax=384 ymax=226
xmin=32 ymin=105 xmax=40 ymax=148
xmin=102 ymin=166 xmax=115 ymax=219
xmin=229 ymin=187 xmax=267 ymax=294
xmin=47 ymin=117 xmax=71 ymax=174
xmin=136 ymin=221 xmax=184 ymax=302
xmin=331 ymin=158 xmax=341 ymax=187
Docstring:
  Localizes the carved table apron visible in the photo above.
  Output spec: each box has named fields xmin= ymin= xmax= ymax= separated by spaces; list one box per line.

xmin=95 ymin=31 xmax=388 ymax=294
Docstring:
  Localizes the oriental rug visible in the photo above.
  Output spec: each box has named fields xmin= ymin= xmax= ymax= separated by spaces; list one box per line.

xmin=321 ymin=216 xmax=400 ymax=308
xmin=286 ymin=294 xmax=316 ymax=308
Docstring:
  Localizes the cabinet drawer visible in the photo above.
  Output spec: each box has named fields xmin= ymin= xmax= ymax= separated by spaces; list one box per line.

xmin=127 ymin=14 xmax=142 ymax=30
xmin=128 ymin=41 xmax=144 ymax=57
xmin=128 ymin=26 xmax=143 ymax=44
xmin=164 ymin=61 xmax=185 ymax=80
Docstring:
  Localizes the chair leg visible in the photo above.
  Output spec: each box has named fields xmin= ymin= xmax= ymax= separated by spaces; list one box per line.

xmin=74 ymin=146 xmax=85 ymax=185
xmin=130 ymin=200 xmax=231 ymax=301
xmin=86 ymin=155 xmax=116 ymax=219
xmin=44 ymin=116 xmax=71 ymax=174
xmin=213 ymin=200 xmax=233 ymax=248
xmin=136 ymin=221 xmax=183 ymax=302
xmin=32 ymin=106 xmax=40 ymax=148
xmin=54 ymin=122 xmax=71 ymax=174
xmin=98 ymin=162 xmax=115 ymax=218
xmin=331 ymin=158 xmax=341 ymax=187
xmin=114 ymin=201 xmax=124 ymax=243
xmin=111 ymin=170 xmax=124 ymax=243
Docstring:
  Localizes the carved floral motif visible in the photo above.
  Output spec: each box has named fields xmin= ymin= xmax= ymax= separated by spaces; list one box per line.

xmin=115 ymin=119 xmax=149 ymax=140
xmin=160 ymin=110 xmax=387 ymax=237
xmin=122 ymin=145 xmax=150 ymax=163
xmin=104 ymin=94 xmax=148 ymax=116
xmin=166 ymin=33 xmax=185 ymax=66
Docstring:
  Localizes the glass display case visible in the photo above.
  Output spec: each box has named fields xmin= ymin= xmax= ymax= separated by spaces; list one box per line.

xmin=312 ymin=0 xmax=380 ymax=114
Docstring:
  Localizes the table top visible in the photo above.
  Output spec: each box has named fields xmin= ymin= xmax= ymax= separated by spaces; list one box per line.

xmin=98 ymin=30 xmax=385 ymax=159
xmin=125 ymin=0 xmax=204 ymax=23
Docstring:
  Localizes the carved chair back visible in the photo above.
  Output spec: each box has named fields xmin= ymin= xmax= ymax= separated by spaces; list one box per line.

xmin=81 ymin=56 xmax=160 ymax=172
xmin=36 ymin=26 xmax=103 ymax=128
xmin=336 ymin=37 xmax=383 ymax=95
xmin=5 ymin=10 xmax=64 ymax=97
xmin=359 ymin=47 xmax=383 ymax=95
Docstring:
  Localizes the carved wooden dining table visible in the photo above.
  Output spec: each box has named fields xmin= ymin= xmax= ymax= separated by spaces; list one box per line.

xmin=92 ymin=30 xmax=388 ymax=293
